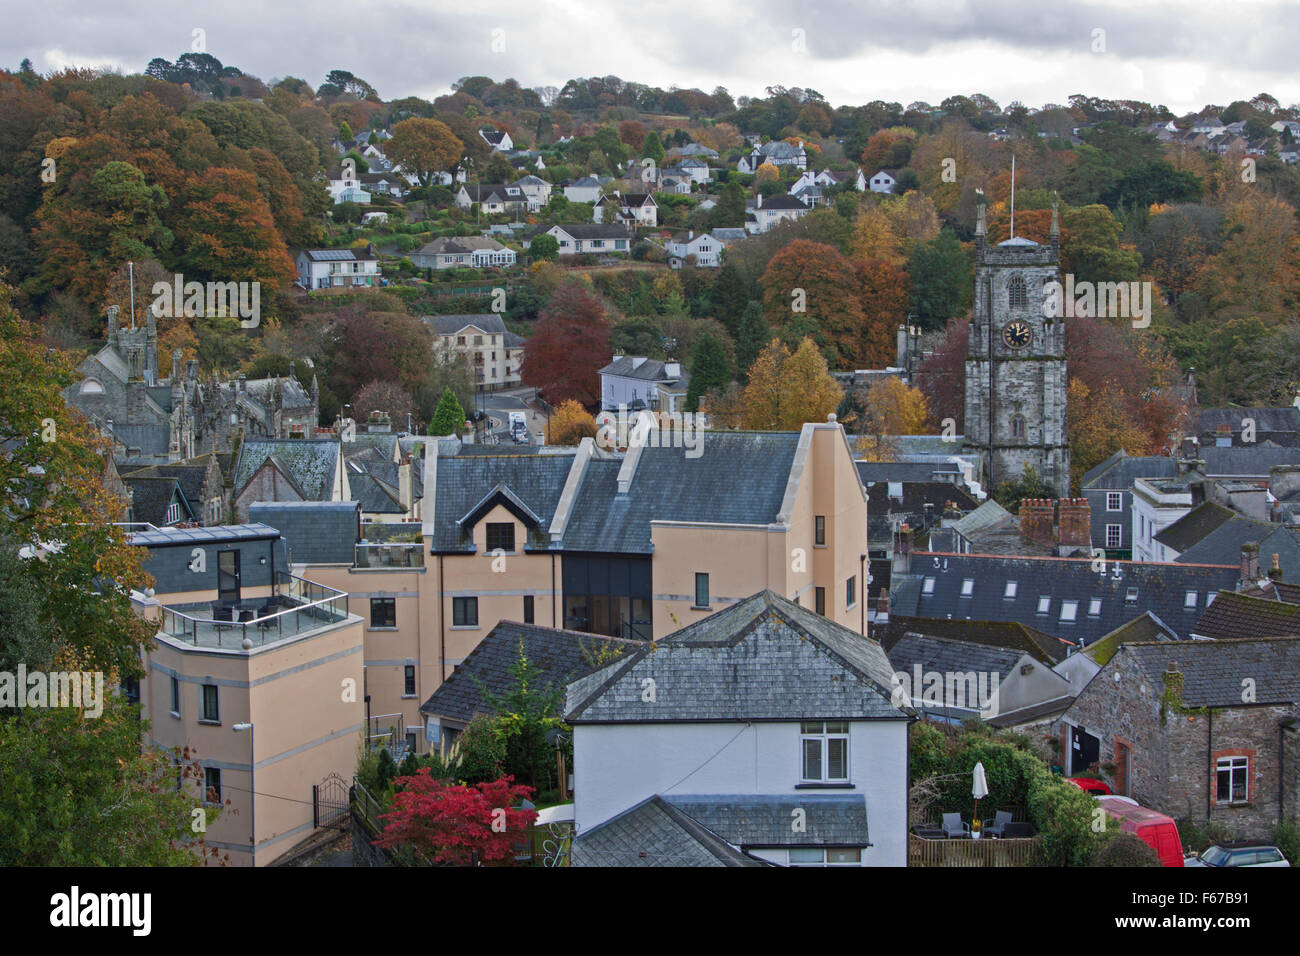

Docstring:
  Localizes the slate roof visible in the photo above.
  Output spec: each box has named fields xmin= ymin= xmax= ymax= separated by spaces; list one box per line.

xmin=892 ymin=553 xmax=1241 ymax=645
xmin=599 ymin=357 xmax=684 ymax=382
xmin=545 ymin=223 xmax=634 ymax=240
xmin=1081 ymin=451 xmax=1179 ymax=490
xmin=887 ymin=632 xmax=1025 ymax=683
xmin=1195 ymin=407 xmax=1300 ymax=435
xmin=757 ymin=195 xmax=810 ymax=211
xmin=561 ymin=432 xmax=802 ymax=553
xmin=1199 ymin=445 xmax=1300 ymax=477
xmin=663 ymin=794 xmax=869 ymax=848
xmin=421 ymin=313 xmax=508 ymax=337
xmin=877 ymin=615 xmax=1073 ymax=664
xmin=1191 ymin=590 xmax=1300 ymax=640
xmin=856 ymin=461 xmax=963 ymax=484
xmin=866 ymin=481 xmax=979 ymax=545
xmin=122 ymin=460 xmax=212 ymax=506
xmin=1176 ymin=520 xmax=1300 ymax=571
xmin=248 ymin=500 xmax=360 ymax=564
xmin=1155 ymin=501 xmax=1237 ymax=552
xmin=429 ymin=453 xmax=574 ymax=552
xmin=570 ymin=796 xmax=764 ymax=867
xmin=1083 ymin=611 xmax=1181 ymax=666
xmin=348 ymin=473 xmax=403 ymax=514
xmin=124 ymin=476 xmax=191 ymax=526
xmin=234 ymin=440 xmax=340 ymax=501
xmin=1120 ymin=638 xmax=1300 ymax=707
xmin=413 ymin=237 xmax=512 ymax=256
xmin=564 ymin=590 xmax=908 ymax=723
xmin=419 ymin=620 xmax=637 ymax=723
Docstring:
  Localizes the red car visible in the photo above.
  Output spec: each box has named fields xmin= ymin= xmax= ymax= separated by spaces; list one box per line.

xmin=1066 ymin=777 xmax=1113 ymax=795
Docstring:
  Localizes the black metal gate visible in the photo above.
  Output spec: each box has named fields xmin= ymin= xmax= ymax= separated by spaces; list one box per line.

xmin=313 ymin=772 xmax=350 ymax=830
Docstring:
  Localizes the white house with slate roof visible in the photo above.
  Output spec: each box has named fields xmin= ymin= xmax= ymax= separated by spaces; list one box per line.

xmin=296 ymin=247 xmax=381 ymax=289
xmin=599 ymin=356 xmax=688 ymax=413
xmin=567 ymin=590 xmax=911 ymax=867
xmin=409 ymin=237 xmax=517 ymax=270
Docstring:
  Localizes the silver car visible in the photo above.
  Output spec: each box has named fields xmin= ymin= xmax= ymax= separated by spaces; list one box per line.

xmin=1184 ymin=844 xmax=1291 ymax=867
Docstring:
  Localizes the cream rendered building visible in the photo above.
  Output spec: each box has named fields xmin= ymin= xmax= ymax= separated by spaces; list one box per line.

xmin=128 ymin=523 xmax=365 ymax=867
xmin=422 ymin=314 xmax=524 ymax=391
xmin=284 ymin=417 xmax=871 ymax=755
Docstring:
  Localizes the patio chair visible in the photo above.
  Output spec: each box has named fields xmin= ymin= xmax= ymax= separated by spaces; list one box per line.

xmin=984 ymin=810 xmax=1014 ymax=838
xmin=941 ymin=813 xmax=970 ymax=838
xmin=213 ymin=605 xmax=235 ymax=632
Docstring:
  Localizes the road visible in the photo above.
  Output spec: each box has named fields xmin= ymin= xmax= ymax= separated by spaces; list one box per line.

xmin=475 ymin=387 xmax=549 ymax=445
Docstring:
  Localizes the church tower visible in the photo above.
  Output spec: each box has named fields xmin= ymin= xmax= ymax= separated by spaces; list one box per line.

xmin=963 ymin=199 xmax=1070 ymax=497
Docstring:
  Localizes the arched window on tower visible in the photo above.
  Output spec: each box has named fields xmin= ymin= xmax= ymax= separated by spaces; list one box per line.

xmin=1011 ymin=414 xmax=1026 ymax=439
xmin=1008 ymin=276 xmax=1028 ymax=309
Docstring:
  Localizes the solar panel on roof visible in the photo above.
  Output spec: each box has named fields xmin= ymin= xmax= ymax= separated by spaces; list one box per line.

xmin=309 ymin=249 xmax=354 ymax=261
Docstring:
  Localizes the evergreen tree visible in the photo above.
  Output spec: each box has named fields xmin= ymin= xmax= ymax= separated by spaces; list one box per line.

xmin=429 ymin=387 xmax=466 ymax=436
xmin=908 ymin=229 xmax=974 ymax=329
xmin=710 ymin=181 xmax=747 ymax=229
xmin=711 ymin=261 xmax=750 ymax=334
xmin=641 ymin=131 xmax=665 ymax=164
xmin=685 ymin=331 xmax=733 ymax=411
xmin=376 ymin=748 xmax=399 ymax=792
xmin=735 ymin=301 xmax=770 ymax=382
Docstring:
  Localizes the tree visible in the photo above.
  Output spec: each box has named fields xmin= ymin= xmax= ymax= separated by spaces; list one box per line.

xmin=386 ymin=117 xmax=464 ymax=188
xmin=852 ymin=377 xmax=929 ymax=439
xmin=739 ymin=337 xmax=842 ymax=430
xmin=529 ymin=233 xmax=559 ymax=261
xmin=1067 ymin=379 xmax=1151 ymax=494
xmin=520 ymin=280 xmax=612 ymax=406
xmin=353 ymin=381 xmax=416 ymax=431
xmin=429 ymin=387 xmax=466 ymax=436
xmin=907 ymin=230 xmax=973 ymax=329
xmin=337 ymin=120 xmax=353 ymax=142
xmin=375 ymin=772 xmax=536 ymax=865
xmin=760 ymin=239 xmax=867 ymax=366
xmin=685 ymin=330 xmax=733 ymax=412
xmin=855 ymin=259 xmax=910 ymax=367
xmin=550 ymin=399 xmax=597 ymax=445
xmin=710 ymin=181 xmax=747 ymax=229
xmin=734 ymin=301 xmax=770 ymax=380
xmin=993 ymin=466 xmax=1058 ymax=512
xmin=641 ymin=131 xmax=664 ymax=164
xmin=710 ymin=261 xmax=751 ymax=334
xmin=477 ymin=641 xmax=569 ymax=791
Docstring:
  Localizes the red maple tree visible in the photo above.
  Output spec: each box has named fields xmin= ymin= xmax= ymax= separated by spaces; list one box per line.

xmin=520 ymin=279 xmax=611 ymax=406
xmin=374 ymin=771 xmax=537 ymax=866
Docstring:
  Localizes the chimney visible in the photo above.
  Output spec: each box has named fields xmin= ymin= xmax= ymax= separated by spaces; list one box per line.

xmin=897 ymin=325 xmax=909 ymax=369
xmin=1019 ymin=498 xmax=1055 ymax=548
xmin=756 ymin=193 xmax=763 ymax=209
xmin=877 ymin=588 xmax=890 ymax=617
xmin=398 ymin=455 xmax=412 ymax=512
xmin=1269 ymin=551 xmax=1283 ymax=581
xmin=1057 ymin=497 xmax=1091 ymax=556
xmin=664 ymin=362 xmax=681 ymax=378
xmin=1240 ymin=542 xmax=1261 ymax=587
xmin=107 ymin=305 xmax=120 ymax=351
xmin=1162 ymin=660 xmax=1183 ymax=704
xmin=892 ymin=522 xmax=914 ymax=576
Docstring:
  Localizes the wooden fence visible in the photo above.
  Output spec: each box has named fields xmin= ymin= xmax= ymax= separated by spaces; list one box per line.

xmin=909 ymin=834 xmax=1043 ymax=867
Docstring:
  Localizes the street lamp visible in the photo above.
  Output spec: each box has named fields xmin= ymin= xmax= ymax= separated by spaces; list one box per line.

xmin=233 ymin=722 xmax=254 ymax=866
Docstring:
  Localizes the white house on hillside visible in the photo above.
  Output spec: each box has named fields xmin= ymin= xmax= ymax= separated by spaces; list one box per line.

xmin=566 ymin=591 xmax=911 ymax=867
xmin=869 ymin=170 xmax=898 ymax=194
xmin=296 ymin=247 xmax=381 ymax=289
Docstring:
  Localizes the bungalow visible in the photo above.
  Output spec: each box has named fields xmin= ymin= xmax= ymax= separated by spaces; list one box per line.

xmin=530 ymin=223 xmax=634 ymax=256
xmin=409 ymin=236 xmax=517 ymax=271
xmin=478 ymin=128 xmax=513 ymax=153
xmin=869 ymin=169 xmax=898 ymax=194
xmin=567 ymin=590 xmax=912 ymax=867
xmin=296 ymin=246 xmax=381 ymax=290
xmin=594 ymin=192 xmax=658 ymax=227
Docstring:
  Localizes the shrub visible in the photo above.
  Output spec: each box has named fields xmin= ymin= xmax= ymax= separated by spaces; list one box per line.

xmin=1271 ymin=820 xmax=1300 ymax=865
xmin=1092 ymin=831 xmax=1161 ymax=867
xmin=1176 ymin=816 xmax=1236 ymax=855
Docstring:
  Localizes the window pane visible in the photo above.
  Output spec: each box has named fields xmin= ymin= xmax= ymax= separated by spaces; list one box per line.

xmin=827 ymin=848 xmax=861 ymax=864
xmin=801 ymin=721 xmax=823 ymax=734
xmin=825 ymin=721 xmax=849 ymax=734
xmin=695 ymin=573 xmax=709 ymax=607
xmin=802 ymin=739 xmax=822 ymax=780
xmin=827 ymin=737 xmax=847 ymax=779
xmin=788 ymin=848 xmax=824 ymax=863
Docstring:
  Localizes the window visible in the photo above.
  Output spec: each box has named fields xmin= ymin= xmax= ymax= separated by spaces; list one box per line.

xmin=815 ymin=515 xmax=825 ymax=546
xmin=1107 ymin=492 xmax=1123 ymax=512
xmin=1008 ymin=275 xmax=1028 ymax=309
xmin=1184 ymin=590 xmax=1198 ymax=608
xmin=800 ymin=721 xmax=849 ymax=782
xmin=922 ymin=577 xmax=936 ymax=595
xmin=1010 ymin=415 xmax=1026 ymax=439
xmin=201 ymin=684 xmax=219 ymax=723
xmin=453 ymin=596 xmax=478 ymax=627
xmin=815 ymin=587 xmax=826 ymax=616
xmin=121 ymin=676 xmax=140 ymax=705
xmin=203 ymin=767 xmax=222 ymax=805
xmin=1106 ymin=524 xmax=1123 ymax=548
xmin=166 ymin=501 xmax=181 ymax=524
xmin=523 ymin=594 xmax=535 ymax=624
xmin=789 ymin=847 xmax=861 ymax=866
xmin=1060 ymin=600 xmax=1079 ymax=622
xmin=694 ymin=573 xmax=710 ymax=608
xmin=170 ymin=676 xmax=180 ymax=717
xmin=404 ymin=666 xmax=416 ymax=696
xmin=486 ymin=522 xmax=515 ymax=553
xmin=1088 ymin=598 xmax=1102 ymax=616
xmin=1037 ymin=596 xmax=1051 ymax=614
xmin=960 ymin=578 xmax=975 ymax=597
xmin=1004 ymin=580 xmax=1018 ymax=599
xmin=1206 ymin=592 xmax=1217 ymax=607
xmin=1125 ymin=587 xmax=1139 ymax=603
xmin=846 ymin=576 xmax=856 ymax=608
xmin=370 ymin=598 xmax=396 ymax=628
xmin=1216 ymin=756 xmax=1248 ymax=804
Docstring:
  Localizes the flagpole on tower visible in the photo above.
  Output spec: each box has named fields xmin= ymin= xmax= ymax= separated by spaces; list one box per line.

xmin=1009 ymin=154 xmax=1016 ymax=240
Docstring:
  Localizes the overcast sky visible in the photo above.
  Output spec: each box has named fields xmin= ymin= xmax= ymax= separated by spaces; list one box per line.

xmin=10 ymin=0 xmax=1300 ymax=115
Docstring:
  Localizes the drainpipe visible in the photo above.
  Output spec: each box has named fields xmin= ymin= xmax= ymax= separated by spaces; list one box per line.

xmin=1206 ymin=708 xmax=1213 ymax=820
xmin=859 ymin=553 xmax=866 ymax=636
xmin=438 ymin=555 xmax=446 ymax=685
xmin=1281 ymin=719 xmax=1298 ymax=826
xmin=551 ymin=553 xmax=557 ymax=627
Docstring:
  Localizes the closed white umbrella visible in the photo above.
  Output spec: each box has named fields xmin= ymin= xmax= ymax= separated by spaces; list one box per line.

xmin=972 ymin=762 xmax=989 ymax=836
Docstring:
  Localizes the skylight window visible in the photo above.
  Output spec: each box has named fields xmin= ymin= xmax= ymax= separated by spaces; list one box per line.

xmin=1125 ymin=587 xmax=1139 ymax=603
xmin=922 ymin=577 xmax=936 ymax=595
xmin=1060 ymin=600 xmax=1079 ymax=622
xmin=1037 ymin=596 xmax=1050 ymax=614
xmin=1088 ymin=598 xmax=1102 ymax=616
xmin=961 ymin=578 xmax=974 ymax=597
xmin=1184 ymin=590 xmax=1198 ymax=608
xmin=1004 ymin=581 xmax=1018 ymax=599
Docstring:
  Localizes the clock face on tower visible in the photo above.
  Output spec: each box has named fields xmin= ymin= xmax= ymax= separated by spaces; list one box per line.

xmin=1001 ymin=320 xmax=1032 ymax=349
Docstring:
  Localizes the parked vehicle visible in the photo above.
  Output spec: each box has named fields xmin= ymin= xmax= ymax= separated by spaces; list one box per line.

xmin=508 ymin=411 xmax=526 ymax=433
xmin=1096 ymin=796 xmax=1184 ymax=867
xmin=1066 ymin=777 xmax=1113 ymax=795
xmin=1185 ymin=843 xmax=1291 ymax=867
